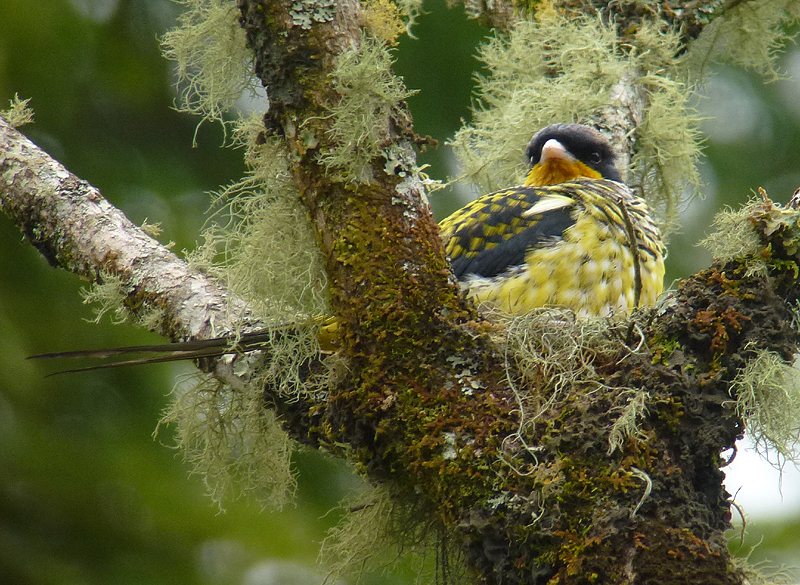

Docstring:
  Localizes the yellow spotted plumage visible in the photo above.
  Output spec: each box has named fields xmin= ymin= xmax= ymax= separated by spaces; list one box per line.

xmin=439 ymin=124 xmax=666 ymax=318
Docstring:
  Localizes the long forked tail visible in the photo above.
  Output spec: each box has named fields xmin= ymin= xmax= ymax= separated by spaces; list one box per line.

xmin=28 ymin=331 xmax=280 ymax=376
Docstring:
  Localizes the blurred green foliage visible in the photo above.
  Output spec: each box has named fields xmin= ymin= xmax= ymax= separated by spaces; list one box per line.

xmin=1 ymin=1 xmax=799 ymax=583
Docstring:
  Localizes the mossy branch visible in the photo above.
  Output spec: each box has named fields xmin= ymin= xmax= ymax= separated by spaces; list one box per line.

xmin=7 ymin=101 xmax=800 ymax=581
xmin=2 ymin=0 xmax=800 ymax=584
xmin=228 ymin=1 xmax=797 ymax=583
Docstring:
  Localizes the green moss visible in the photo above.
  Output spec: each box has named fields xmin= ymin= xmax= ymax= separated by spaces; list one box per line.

xmin=301 ymin=181 xmax=513 ymax=580
xmin=655 ymin=396 xmax=685 ymax=434
xmin=650 ymin=337 xmax=681 ymax=366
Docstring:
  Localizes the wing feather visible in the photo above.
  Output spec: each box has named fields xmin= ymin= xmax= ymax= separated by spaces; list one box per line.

xmin=440 ymin=186 xmax=577 ymax=279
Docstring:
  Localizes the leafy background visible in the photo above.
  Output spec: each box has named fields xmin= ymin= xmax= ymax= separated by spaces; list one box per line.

xmin=1 ymin=0 xmax=798 ymax=583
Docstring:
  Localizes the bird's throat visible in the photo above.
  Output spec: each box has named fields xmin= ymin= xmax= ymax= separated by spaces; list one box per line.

xmin=524 ymin=159 xmax=602 ymax=187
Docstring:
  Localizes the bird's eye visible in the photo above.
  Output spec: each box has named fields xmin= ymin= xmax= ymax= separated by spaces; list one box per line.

xmin=589 ymin=152 xmax=602 ymax=165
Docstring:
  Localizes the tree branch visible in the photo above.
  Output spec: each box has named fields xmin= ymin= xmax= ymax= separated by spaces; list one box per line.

xmin=2 ymin=0 xmax=799 ymax=583
xmin=0 ymin=115 xmax=271 ymax=388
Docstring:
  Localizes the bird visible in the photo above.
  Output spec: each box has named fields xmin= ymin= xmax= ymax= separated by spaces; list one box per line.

xmin=30 ymin=124 xmax=665 ymax=371
xmin=439 ymin=123 xmax=665 ymax=318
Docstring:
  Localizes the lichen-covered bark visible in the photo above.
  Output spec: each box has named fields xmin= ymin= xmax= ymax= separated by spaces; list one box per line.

xmin=3 ymin=1 xmax=798 ymax=584
xmin=236 ymin=0 xmax=524 ymax=532
xmin=231 ymin=2 xmax=781 ymax=584
xmin=0 ymin=117 xmax=259 ymax=344
xmin=3 ymin=104 xmax=777 ymax=585
xmin=465 ymin=0 xmax=747 ymax=45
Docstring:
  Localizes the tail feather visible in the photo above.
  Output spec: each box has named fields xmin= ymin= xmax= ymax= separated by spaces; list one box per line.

xmin=28 ymin=331 xmax=277 ymax=376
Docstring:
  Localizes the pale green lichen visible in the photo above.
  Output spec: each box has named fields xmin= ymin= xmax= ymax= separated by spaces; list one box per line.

xmin=682 ymin=0 xmax=800 ymax=81
xmin=161 ymin=0 xmax=256 ymax=138
xmin=81 ymin=272 xmax=167 ymax=332
xmin=168 ymin=111 xmax=331 ymax=508
xmin=190 ymin=114 xmax=329 ymax=323
xmin=503 ymin=309 xmax=614 ymax=410
xmin=728 ymin=347 xmax=800 ymax=467
xmin=629 ymin=74 xmax=703 ymax=231
xmin=289 ymin=0 xmax=335 ymax=30
xmin=319 ymin=35 xmax=417 ymax=184
xmin=498 ymin=309 xmax=650 ymax=465
xmin=451 ymin=17 xmax=626 ymax=194
xmin=320 ymin=484 xmax=465 ymax=585
xmin=156 ymin=291 xmax=328 ymax=511
xmin=73 ymin=0 xmax=340 ymax=515
xmin=449 ymin=17 xmax=702 ymax=230
xmin=159 ymin=0 xmax=332 ymax=503
xmin=733 ymin=557 xmax=796 ymax=585
xmin=699 ymin=200 xmax=765 ymax=275
xmin=607 ymin=388 xmax=650 ymax=455
xmin=1 ymin=94 xmax=34 ymax=127
xmin=396 ymin=0 xmax=423 ymax=35
xmin=160 ymin=373 xmax=296 ymax=508
xmin=139 ymin=218 xmax=163 ymax=239
xmin=81 ymin=273 xmax=132 ymax=325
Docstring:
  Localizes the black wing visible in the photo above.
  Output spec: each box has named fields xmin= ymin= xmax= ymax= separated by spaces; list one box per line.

xmin=440 ymin=186 xmax=576 ymax=279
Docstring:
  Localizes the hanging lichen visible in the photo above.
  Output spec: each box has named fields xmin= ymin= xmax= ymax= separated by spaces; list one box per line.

xmin=319 ymin=35 xmax=417 ymax=184
xmin=160 ymin=373 xmax=297 ymax=509
xmin=319 ymin=483 xmax=467 ymax=585
xmin=155 ymin=0 xmax=333 ymax=509
xmin=729 ymin=347 xmax=800 ymax=466
xmin=190 ymin=117 xmax=329 ymax=323
xmin=161 ymin=0 xmax=256 ymax=136
xmin=449 ymin=16 xmax=702 ymax=232
xmin=682 ymin=0 xmax=800 ymax=80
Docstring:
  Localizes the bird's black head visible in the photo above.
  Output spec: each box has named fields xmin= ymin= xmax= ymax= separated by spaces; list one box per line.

xmin=525 ymin=124 xmax=622 ymax=183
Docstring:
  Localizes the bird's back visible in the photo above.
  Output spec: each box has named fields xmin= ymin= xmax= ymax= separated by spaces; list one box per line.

xmin=439 ymin=178 xmax=665 ymax=318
